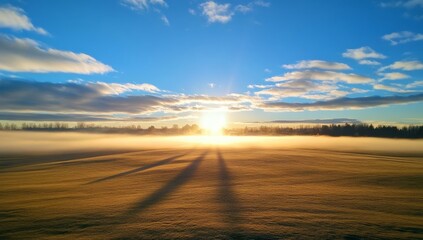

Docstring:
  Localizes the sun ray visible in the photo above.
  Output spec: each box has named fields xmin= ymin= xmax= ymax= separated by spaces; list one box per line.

xmin=200 ymin=110 xmax=227 ymax=135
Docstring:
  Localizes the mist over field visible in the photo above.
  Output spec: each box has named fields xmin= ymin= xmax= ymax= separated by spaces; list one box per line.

xmin=1 ymin=131 xmax=423 ymax=155
xmin=1 ymin=132 xmax=422 ymax=239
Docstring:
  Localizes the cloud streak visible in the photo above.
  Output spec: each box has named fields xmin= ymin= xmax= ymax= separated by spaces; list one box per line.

xmin=0 ymin=35 xmax=113 ymax=74
xmin=121 ymin=0 xmax=167 ymax=11
xmin=382 ymin=31 xmax=423 ymax=45
xmin=0 ymin=112 xmax=184 ymax=122
xmin=266 ymin=70 xmax=374 ymax=84
xmin=199 ymin=1 xmax=269 ymax=24
xmin=342 ymin=47 xmax=386 ymax=61
xmin=0 ymin=79 xmax=174 ymax=113
xmin=282 ymin=60 xmax=351 ymax=70
xmin=379 ymin=60 xmax=423 ymax=71
xmin=0 ymin=6 xmax=47 ymax=35
xmin=261 ymin=94 xmax=423 ymax=111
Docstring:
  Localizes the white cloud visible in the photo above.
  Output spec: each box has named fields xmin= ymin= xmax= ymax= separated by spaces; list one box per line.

xmin=266 ymin=70 xmax=374 ymax=84
xmin=342 ymin=47 xmax=386 ymax=60
xmin=379 ymin=60 xmax=423 ymax=71
xmin=235 ymin=4 xmax=252 ymax=13
xmin=121 ymin=0 xmax=167 ymax=11
xmin=358 ymin=60 xmax=381 ymax=65
xmin=403 ymin=0 xmax=423 ymax=7
xmin=92 ymin=82 xmax=161 ymax=94
xmin=0 ymin=6 xmax=47 ymax=35
xmin=406 ymin=80 xmax=423 ymax=88
xmin=188 ymin=8 xmax=196 ymax=15
xmin=150 ymin=0 xmax=167 ymax=6
xmin=253 ymin=0 xmax=271 ymax=7
xmin=373 ymin=83 xmax=415 ymax=93
xmin=208 ymin=83 xmax=215 ymax=88
xmin=121 ymin=0 xmax=169 ymax=25
xmin=200 ymin=1 xmax=233 ymax=23
xmin=382 ymin=31 xmax=423 ymax=45
xmin=247 ymin=84 xmax=272 ymax=89
xmin=381 ymin=0 xmax=423 ymax=8
xmin=235 ymin=0 xmax=270 ymax=13
xmin=0 ymin=35 xmax=113 ymax=74
xmin=282 ymin=60 xmax=351 ymax=70
xmin=199 ymin=1 xmax=269 ymax=23
xmin=378 ymin=72 xmax=410 ymax=81
xmin=161 ymin=15 xmax=170 ymax=26
xmin=255 ymin=79 xmax=349 ymax=100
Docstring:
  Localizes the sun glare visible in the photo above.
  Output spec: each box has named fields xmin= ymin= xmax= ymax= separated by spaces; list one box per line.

xmin=200 ymin=111 xmax=227 ymax=135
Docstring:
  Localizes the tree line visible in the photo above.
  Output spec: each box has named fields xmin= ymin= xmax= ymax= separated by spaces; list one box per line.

xmin=0 ymin=122 xmax=422 ymax=138
xmin=225 ymin=124 xmax=423 ymax=138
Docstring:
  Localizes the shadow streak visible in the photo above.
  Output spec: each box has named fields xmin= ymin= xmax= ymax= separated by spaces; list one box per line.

xmin=0 ymin=150 xmax=145 ymax=171
xmin=216 ymin=148 xmax=242 ymax=227
xmin=86 ymin=152 xmax=189 ymax=185
xmin=124 ymin=150 xmax=208 ymax=216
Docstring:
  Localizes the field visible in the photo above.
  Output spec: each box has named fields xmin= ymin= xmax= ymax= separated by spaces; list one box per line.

xmin=0 ymin=132 xmax=422 ymax=239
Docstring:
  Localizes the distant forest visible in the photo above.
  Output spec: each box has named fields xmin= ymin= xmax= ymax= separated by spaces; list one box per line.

xmin=1 ymin=122 xmax=423 ymax=138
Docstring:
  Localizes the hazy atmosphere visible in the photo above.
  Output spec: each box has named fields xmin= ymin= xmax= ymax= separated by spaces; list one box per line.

xmin=1 ymin=0 xmax=423 ymax=239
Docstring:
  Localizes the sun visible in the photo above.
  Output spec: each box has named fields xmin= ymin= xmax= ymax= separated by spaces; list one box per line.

xmin=200 ymin=111 xmax=227 ymax=135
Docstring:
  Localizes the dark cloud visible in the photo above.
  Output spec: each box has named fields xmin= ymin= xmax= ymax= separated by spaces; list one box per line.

xmin=0 ymin=79 xmax=177 ymax=113
xmin=0 ymin=112 xmax=183 ymax=122
xmin=261 ymin=94 xmax=423 ymax=111
xmin=263 ymin=118 xmax=362 ymax=124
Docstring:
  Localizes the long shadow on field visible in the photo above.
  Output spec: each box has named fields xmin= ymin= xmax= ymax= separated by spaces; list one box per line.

xmin=124 ymin=150 xmax=208 ymax=216
xmin=0 ymin=150 xmax=145 ymax=171
xmin=85 ymin=152 xmax=190 ymax=185
xmin=216 ymin=149 xmax=243 ymax=230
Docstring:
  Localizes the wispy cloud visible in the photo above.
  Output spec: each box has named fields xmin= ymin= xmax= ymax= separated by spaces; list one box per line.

xmin=121 ymin=0 xmax=167 ymax=11
xmin=342 ymin=47 xmax=386 ymax=63
xmin=247 ymin=84 xmax=273 ymax=89
xmin=0 ymin=35 xmax=113 ymax=74
xmin=379 ymin=60 xmax=423 ymax=71
xmin=121 ymin=0 xmax=169 ymax=25
xmin=266 ymin=70 xmax=374 ymax=84
xmin=264 ymin=118 xmax=362 ymax=124
xmin=358 ymin=60 xmax=381 ymax=65
xmin=91 ymin=82 xmax=161 ymax=94
xmin=373 ymin=83 xmax=415 ymax=93
xmin=199 ymin=0 xmax=269 ymax=24
xmin=380 ymin=0 xmax=423 ymax=8
xmin=406 ymin=80 xmax=423 ymax=88
xmin=235 ymin=0 xmax=270 ymax=13
xmin=256 ymin=79 xmax=348 ymax=100
xmin=382 ymin=31 xmax=423 ymax=45
xmin=282 ymin=60 xmax=351 ymax=70
xmin=0 ymin=6 xmax=47 ymax=35
xmin=161 ymin=15 xmax=170 ymax=26
xmin=378 ymin=72 xmax=410 ymax=81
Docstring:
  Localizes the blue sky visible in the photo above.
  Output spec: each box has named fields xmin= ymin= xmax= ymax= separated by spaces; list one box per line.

xmin=0 ymin=0 xmax=422 ymax=125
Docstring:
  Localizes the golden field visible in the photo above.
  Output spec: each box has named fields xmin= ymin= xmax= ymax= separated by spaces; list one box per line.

xmin=0 ymin=132 xmax=422 ymax=239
